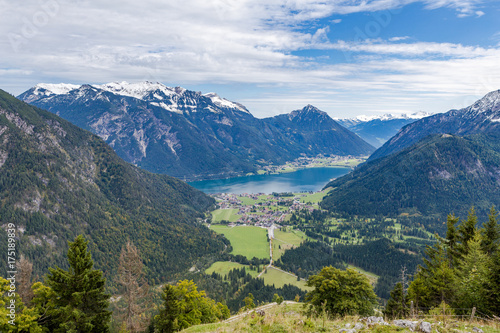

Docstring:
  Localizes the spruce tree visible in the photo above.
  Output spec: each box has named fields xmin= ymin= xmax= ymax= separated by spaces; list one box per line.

xmin=46 ymin=235 xmax=111 ymax=332
xmin=458 ymin=207 xmax=478 ymax=256
xmin=444 ymin=214 xmax=460 ymax=267
xmin=454 ymin=231 xmax=490 ymax=313
xmin=420 ymin=242 xmax=456 ymax=307
xmin=384 ymin=282 xmax=409 ymax=319
xmin=481 ymin=206 xmax=499 ymax=255
xmin=486 ymin=246 xmax=500 ymax=316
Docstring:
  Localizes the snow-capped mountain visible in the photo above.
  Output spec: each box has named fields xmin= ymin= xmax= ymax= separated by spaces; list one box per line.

xmin=18 ymin=82 xmax=374 ymax=180
xmin=23 ymin=81 xmax=250 ymax=115
xmin=369 ymin=89 xmax=500 ymax=161
xmin=336 ymin=112 xmax=432 ymax=148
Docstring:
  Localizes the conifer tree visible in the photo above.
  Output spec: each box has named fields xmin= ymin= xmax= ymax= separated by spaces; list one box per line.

xmin=46 ymin=235 xmax=111 ymax=332
xmin=444 ymin=214 xmax=460 ymax=267
xmin=454 ymin=231 xmax=490 ymax=313
xmin=486 ymin=247 xmax=500 ymax=316
xmin=384 ymin=282 xmax=410 ymax=319
xmin=481 ymin=206 xmax=499 ymax=255
xmin=419 ymin=242 xmax=456 ymax=307
xmin=458 ymin=207 xmax=478 ymax=256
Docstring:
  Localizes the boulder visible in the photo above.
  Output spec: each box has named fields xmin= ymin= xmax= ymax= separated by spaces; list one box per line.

xmin=393 ymin=319 xmax=417 ymax=331
xmin=365 ymin=316 xmax=386 ymax=326
xmin=419 ymin=321 xmax=432 ymax=333
xmin=354 ymin=323 xmax=364 ymax=330
xmin=472 ymin=328 xmax=484 ymax=333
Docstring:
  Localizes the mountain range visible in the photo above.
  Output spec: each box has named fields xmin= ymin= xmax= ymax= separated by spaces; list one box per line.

xmin=18 ymin=82 xmax=374 ymax=180
xmin=321 ymin=90 xmax=500 ymax=221
xmin=336 ymin=112 xmax=432 ymax=148
xmin=369 ymin=90 xmax=500 ymax=161
xmin=0 ymin=89 xmax=225 ymax=281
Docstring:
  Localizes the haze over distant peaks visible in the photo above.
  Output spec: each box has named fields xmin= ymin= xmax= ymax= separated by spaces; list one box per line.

xmin=336 ymin=112 xmax=433 ymax=148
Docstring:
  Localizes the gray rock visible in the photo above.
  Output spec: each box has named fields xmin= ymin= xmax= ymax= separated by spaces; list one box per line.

xmin=365 ymin=316 xmax=385 ymax=325
xmin=354 ymin=323 xmax=364 ymax=330
xmin=472 ymin=328 xmax=484 ymax=333
xmin=339 ymin=329 xmax=356 ymax=333
xmin=345 ymin=323 xmax=351 ymax=328
xmin=393 ymin=319 xmax=417 ymax=331
xmin=419 ymin=321 xmax=432 ymax=333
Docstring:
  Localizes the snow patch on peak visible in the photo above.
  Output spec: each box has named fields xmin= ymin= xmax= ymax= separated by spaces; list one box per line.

xmin=466 ymin=89 xmax=500 ymax=115
xmin=203 ymin=92 xmax=250 ymax=114
xmin=93 ymin=81 xmax=176 ymax=100
xmin=34 ymin=83 xmax=80 ymax=95
xmin=341 ymin=112 xmax=432 ymax=123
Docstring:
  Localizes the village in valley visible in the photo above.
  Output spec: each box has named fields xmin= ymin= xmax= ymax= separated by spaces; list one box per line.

xmin=210 ymin=191 xmax=321 ymax=229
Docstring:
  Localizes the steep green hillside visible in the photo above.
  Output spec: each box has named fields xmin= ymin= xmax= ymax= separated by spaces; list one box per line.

xmin=321 ymin=134 xmax=500 ymax=220
xmin=0 ymin=90 xmax=224 ymax=283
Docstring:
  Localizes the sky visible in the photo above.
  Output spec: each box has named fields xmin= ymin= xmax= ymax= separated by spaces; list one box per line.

xmin=1 ymin=0 xmax=500 ymax=118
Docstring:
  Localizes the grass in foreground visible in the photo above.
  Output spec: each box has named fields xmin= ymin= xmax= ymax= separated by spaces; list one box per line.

xmin=210 ymin=225 xmax=270 ymax=259
xmin=181 ymin=302 xmax=500 ymax=333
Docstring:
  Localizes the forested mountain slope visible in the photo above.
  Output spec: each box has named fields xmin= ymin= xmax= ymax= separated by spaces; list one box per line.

xmin=0 ymin=90 xmax=224 ymax=282
xmin=322 ymin=133 xmax=500 ymax=219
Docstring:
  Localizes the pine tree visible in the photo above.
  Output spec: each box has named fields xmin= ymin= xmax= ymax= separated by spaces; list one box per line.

xmin=155 ymin=284 xmax=180 ymax=333
xmin=116 ymin=241 xmax=150 ymax=333
xmin=46 ymin=235 xmax=111 ymax=332
xmin=481 ymin=206 xmax=499 ymax=255
xmin=420 ymin=242 xmax=456 ymax=307
xmin=486 ymin=246 xmax=500 ymax=316
xmin=384 ymin=282 xmax=410 ymax=319
xmin=458 ymin=207 xmax=478 ymax=256
xmin=444 ymin=214 xmax=460 ymax=267
xmin=454 ymin=231 xmax=490 ymax=313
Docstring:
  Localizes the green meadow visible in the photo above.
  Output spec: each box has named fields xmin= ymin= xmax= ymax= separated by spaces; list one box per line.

xmin=210 ymin=225 xmax=270 ymax=259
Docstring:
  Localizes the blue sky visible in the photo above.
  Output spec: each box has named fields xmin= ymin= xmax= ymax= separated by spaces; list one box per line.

xmin=1 ymin=0 xmax=500 ymax=118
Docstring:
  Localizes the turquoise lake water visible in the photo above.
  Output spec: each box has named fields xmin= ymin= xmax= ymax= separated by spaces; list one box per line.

xmin=188 ymin=167 xmax=351 ymax=194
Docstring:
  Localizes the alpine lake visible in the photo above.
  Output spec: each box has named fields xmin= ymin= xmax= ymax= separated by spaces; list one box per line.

xmin=188 ymin=167 xmax=351 ymax=194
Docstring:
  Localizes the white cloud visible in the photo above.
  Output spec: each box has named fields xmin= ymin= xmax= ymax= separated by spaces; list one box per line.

xmin=0 ymin=0 xmax=494 ymax=118
xmin=389 ymin=36 xmax=410 ymax=42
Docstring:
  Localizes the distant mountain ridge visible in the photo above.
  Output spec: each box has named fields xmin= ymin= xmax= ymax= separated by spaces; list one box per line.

xmin=321 ymin=90 xmax=500 ymax=223
xmin=336 ymin=112 xmax=432 ymax=148
xmin=321 ymin=133 xmax=500 ymax=221
xmin=19 ymin=82 xmax=374 ymax=180
xmin=369 ymin=90 xmax=500 ymax=160
xmin=0 ymin=89 xmax=224 ymax=281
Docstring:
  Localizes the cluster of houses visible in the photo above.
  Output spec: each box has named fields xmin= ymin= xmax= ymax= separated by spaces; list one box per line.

xmin=212 ymin=192 xmax=316 ymax=227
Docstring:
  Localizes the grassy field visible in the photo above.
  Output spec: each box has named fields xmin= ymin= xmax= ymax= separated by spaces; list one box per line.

xmin=297 ymin=190 xmax=328 ymax=204
xmin=205 ymin=261 xmax=259 ymax=278
xmin=261 ymin=267 xmax=312 ymax=291
xmin=211 ymin=208 xmax=240 ymax=223
xmin=210 ymin=225 xmax=270 ymax=259
xmin=272 ymin=228 xmax=307 ymax=261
